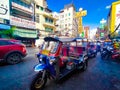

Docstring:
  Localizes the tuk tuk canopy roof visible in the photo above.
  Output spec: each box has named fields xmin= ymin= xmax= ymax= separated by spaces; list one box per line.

xmin=44 ymin=37 xmax=84 ymax=42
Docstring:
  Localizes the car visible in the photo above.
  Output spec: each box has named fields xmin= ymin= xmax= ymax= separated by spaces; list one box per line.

xmin=0 ymin=38 xmax=27 ymax=64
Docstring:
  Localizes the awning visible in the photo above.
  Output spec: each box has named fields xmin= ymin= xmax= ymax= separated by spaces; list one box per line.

xmin=0 ymin=24 xmax=11 ymax=30
xmin=13 ymin=28 xmax=37 ymax=38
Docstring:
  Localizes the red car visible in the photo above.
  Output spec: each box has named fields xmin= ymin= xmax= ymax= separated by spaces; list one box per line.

xmin=0 ymin=38 xmax=27 ymax=64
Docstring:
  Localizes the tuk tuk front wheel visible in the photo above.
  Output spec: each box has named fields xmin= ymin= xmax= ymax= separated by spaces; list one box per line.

xmin=81 ymin=60 xmax=88 ymax=71
xmin=31 ymin=72 xmax=47 ymax=90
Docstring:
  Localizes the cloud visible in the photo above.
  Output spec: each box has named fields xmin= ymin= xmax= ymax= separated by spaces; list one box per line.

xmin=52 ymin=12 xmax=59 ymax=17
xmin=100 ymin=18 xmax=106 ymax=24
xmin=105 ymin=5 xmax=111 ymax=9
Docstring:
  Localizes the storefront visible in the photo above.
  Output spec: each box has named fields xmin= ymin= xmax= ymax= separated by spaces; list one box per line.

xmin=0 ymin=23 xmax=11 ymax=38
xmin=0 ymin=0 xmax=11 ymax=38
xmin=13 ymin=27 xmax=38 ymax=47
xmin=10 ymin=16 xmax=37 ymax=47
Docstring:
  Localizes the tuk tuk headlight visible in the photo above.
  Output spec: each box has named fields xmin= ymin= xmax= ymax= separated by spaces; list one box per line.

xmin=93 ymin=50 xmax=96 ymax=52
xmin=79 ymin=56 xmax=84 ymax=62
xmin=39 ymin=58 xmax=42 ymax=62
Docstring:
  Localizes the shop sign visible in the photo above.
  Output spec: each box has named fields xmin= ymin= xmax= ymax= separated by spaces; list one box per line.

xmin=100 ymin=33 xmax=104 ymax=37
xmin=0 ymin=0 xmax=10 ymax=20
xmin=115 ymin=4 xmax=120 ymax=29
xmin=10 ymin=16 xmax=36 ymax=29
xmin=84 ymin=26 xmax=89 ymax=38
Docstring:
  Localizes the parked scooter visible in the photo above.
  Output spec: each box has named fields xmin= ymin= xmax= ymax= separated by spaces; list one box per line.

xmin=111 ymin=50 xmax=120 ymax=60
xmin=101 ymin=46 xmax=114 ymax=60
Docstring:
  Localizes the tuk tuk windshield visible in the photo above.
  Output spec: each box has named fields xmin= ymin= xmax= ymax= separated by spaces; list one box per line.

xmin=42 ymin=41 xmax=59 ymax=54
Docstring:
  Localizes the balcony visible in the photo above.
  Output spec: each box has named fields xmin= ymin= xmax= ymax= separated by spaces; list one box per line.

xmin=12 ymin=2 xmax=33 ymax=15
xmin=34 ymin=0 xmax=48 ymax=8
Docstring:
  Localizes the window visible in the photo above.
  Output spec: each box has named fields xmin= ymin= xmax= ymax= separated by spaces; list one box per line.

xmin=40 ymin=7 xmax=44 ymax=11
xmin=35 ymin=14 xmax=39 ymax=23
xmin=45 ymin=27 xmax=53 ymax=32
xmin=13 ymin=0 xmax=30 ymax=8
xmin=69 ymin=23 xmax=71 ymax=26
xmin=42 ymin=41 xmax=59 ymax=53
xmin=45 ymin=18 xmax=48 ymax=22
xmin=36 ymin=5 xmax=39 ymax=9
xmin=49 ymin=19 xmax=53 ymax=23
xmin=0 ymin=40 xmax=12 ymax=46
xmin=45 ymin=18 xmax=53 ymax=24
xmin=68 ymin=13 xmax=70 ymax=16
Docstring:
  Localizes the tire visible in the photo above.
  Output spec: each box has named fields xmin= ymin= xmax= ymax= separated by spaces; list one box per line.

xmin=101 ymin=52 xmax=107 ymax=59
xmin=102 ymin=54 xmax=109 ymax=60
xmin=81 ymin=60 xmax=88 ymax=71
xmin=6 ymin=53 xmax=22 ymax=64
xmin=31 ymin=72 xmax=47 ymax=90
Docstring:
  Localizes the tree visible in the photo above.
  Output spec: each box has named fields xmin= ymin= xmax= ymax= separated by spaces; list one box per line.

xmin=0 ymin=26 xmax=16 ymax=38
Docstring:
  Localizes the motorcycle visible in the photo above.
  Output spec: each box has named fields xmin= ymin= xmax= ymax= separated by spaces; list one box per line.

xmin=101 ymin=46 xmax=114 ymax=60
xmin=31 ymin=37 xmax=88 ymax=90
xmin=101 ymin=45 xmax=118 ymax=60
xmin=111 ymin=50 xmax=120 ymax=60
xmin=87 ymin=44 xmax=97 ymax=58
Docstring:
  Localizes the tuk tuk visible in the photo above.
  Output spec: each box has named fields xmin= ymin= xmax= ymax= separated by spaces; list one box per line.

xmin=31 ymin=37 xmax=88 ymax=90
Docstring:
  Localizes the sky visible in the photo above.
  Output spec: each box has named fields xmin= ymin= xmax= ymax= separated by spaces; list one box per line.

xmin=47 ymin=0 xmax=117 ymax=29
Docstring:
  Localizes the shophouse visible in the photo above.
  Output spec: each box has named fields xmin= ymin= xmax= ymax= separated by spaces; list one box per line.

xmin=58 ymin=4 xmax=76 ymax=36
xmin=10 ymin=0 xmax=37 ymax=46
xmin=0 ymin=0 xmax=11 ymax=38
xmin=34 ymin=0 xmax=56 ymax=37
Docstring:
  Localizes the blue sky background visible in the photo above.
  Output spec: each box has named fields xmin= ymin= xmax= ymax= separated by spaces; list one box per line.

xmin=47 ymin=0 xmax=117 ymax=29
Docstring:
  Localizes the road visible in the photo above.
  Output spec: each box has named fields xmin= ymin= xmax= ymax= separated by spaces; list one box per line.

xmin=0 ymin=47 xmax=120 ymax=90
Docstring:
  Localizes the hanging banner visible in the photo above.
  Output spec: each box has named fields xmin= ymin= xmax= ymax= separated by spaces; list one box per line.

xmin=115 ymin=4 xmax=120 ymax=29
xmin=84 ymin=26 xmax=89 ymax=38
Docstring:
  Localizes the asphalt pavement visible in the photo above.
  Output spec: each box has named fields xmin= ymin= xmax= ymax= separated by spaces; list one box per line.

xmin=0 ymin=47 xmax=120 ymax=90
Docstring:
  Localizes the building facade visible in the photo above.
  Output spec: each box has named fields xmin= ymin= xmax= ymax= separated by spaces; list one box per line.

xmin=107 ymin=1 xmax=120 ymax=36
xmin=10 ymin=0 xmax=37 ymax=46
xmin=58 ymin=4 xmax=76 ymax=37
xmin=0 ymin=0 xmax=11 ymax=38
xmin=34 ymin=0 xmax=56 ymax=37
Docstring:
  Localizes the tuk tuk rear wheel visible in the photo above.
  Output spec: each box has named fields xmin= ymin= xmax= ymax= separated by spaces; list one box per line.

xmin=31 ymin=72 xmax=47 ymax=90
